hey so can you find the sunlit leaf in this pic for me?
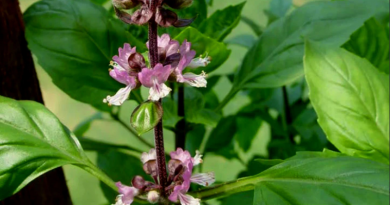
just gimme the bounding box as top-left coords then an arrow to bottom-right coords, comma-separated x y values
0,96 -> 113,200
304,41 -> 389,164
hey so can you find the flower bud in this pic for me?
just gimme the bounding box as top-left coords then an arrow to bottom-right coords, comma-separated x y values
147,190 -> 160,204
143,160 -> 158,177
128,52 -> 146,73
165,0 -> 193,9
132,175 -> 147,190
112,0 -> 139,9
168,159 -> 182,175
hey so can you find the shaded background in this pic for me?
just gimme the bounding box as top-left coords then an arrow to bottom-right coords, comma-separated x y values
18,0 -> 316,204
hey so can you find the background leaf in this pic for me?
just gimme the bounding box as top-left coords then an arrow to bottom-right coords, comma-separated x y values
24,0 -> 146,112
232,0 -> 389,92
198,2 -> 246,41
304,41 -> 389,164
73,112 -> 104,136
184,87 -> 221,127
174,27 -> 231,74
343,17 -> 390,74
225,34 -> 257,49
162,97 -> 182,129
264,0 -> 292,24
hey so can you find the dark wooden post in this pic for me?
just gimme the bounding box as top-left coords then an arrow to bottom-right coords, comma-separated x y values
0,0 -> 73,204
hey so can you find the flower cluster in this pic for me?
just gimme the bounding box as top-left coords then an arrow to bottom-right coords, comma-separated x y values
113,148 -> 215,205
103,34 -> 210,106
113,0 -> 194,27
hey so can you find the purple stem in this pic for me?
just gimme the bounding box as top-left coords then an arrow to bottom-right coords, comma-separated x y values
148,0 -> 168,197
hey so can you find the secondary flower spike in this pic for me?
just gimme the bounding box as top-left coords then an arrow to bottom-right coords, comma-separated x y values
112,148 -> 215,205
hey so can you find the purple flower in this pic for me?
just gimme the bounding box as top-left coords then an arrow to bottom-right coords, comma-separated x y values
103,43 -> 139,106
168,149 -> 214,205
147,34 -> 180,60
138,63 -> 172,101
173,40 -> 210,88
141,148 -> 157,164
190,172 -> 215,186
170,148 -> 192,165
112,43 -> 137,74
114,182 -> 139,205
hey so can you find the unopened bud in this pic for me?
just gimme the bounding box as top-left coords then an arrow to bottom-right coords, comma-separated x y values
168,159 -> 182,175
165,0 -> 193,9
112,0 -> 139,9
132,175 -> 146,190
147,190 -> 160,204
143,160 -> 158,177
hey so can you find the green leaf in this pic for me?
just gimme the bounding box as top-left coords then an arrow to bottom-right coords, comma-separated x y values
24,0 -> 146,112
73,112 -> 104,136
198,2 -> 246,41
343,17 -> 390,74
225,34 -> 257,49
292,108 -> 327,150
304,41 -> 389,164
265,0 -> 292,24
185,125 -> 206,155
205,116 -> 236,153
174,27 -> 231,74
232,0 -> 389,91
220,191 -> 254,205
185,87 -> 220,127
192,153 -> 389,204
78,137 -> 143,153
130,101 -> 163,135
0,96 -> 115,200
241,16 -> 263,36
234,115 -> 262,152
253,154 -> 389,205
90,0 -> 109,5
162,97 -> 182,129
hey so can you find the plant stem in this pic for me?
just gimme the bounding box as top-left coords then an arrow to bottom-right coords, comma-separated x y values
149,0 -> 168,196
215,88 -> 239,113
282,86 -> 295,144
175,85 -> 186,149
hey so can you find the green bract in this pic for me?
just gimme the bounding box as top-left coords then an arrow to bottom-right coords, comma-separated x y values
130,101 -> 163,135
